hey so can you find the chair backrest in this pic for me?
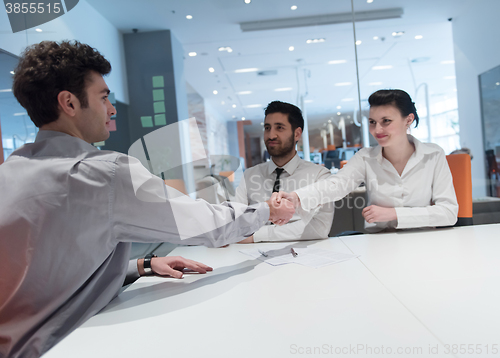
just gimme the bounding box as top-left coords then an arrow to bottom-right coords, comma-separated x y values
164,179 -> 188,195
340,160 -> 348,169
446,153 -> 473,226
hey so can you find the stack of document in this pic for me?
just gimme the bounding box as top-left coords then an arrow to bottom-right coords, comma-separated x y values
239,246 -> 359,269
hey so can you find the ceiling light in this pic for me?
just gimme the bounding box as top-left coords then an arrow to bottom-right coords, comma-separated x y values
304,99 -> 314,103
441,60 -> 455,65
289,46 -> 295,51
373,36 -> 379,40
242,117 -> 246,120
355,40 -> 362,45
291,5 -> 297,10
496,82 -> 500,86
336,106 -> 341,109
367,0 -> 374,3
232,115 -> 236,119
372,65 -> 393,70
186,15 -> 193,19
208,67 -> 215,73
10,71 -> 15,75
237,91 -> 252,95
328,60 -> 347,65
188,52 -> 197,57
328,120 -> 332,123
415,35 -> 423,40
234,68 -> 259,73
244,0 -> 251,3
444,76 -> 456,80
0,89 -> 12,92
213,90 -> 218,95
306,38 -> 326,44
245,104 -> 262,108
337,112 -> 341,115
392,31 -> 404,37
221,101 -> 225,105
218,46 -> 233,52
335,82 -> 351,86
260,122 -> 264,126
35,28 -> 42,32
232,104 -> 237,108
240,8 -> 403,32
13,112 -> 28,116
411,57 -> 430,63
368,82 -> 383,86
274,87 -> 293,92
341,98 -> 354,102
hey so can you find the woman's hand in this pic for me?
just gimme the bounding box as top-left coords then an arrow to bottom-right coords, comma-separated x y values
362,205 -> 397,224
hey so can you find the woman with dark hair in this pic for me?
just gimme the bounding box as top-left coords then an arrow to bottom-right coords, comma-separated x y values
278,89 -> 458,232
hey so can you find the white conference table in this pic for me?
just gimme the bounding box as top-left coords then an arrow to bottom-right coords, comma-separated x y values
46,224 -> 500,358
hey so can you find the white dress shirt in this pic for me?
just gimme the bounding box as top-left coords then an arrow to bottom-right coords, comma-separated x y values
295,136 -> 458,232
0,130 -> 269,357
234,153 -> 334,242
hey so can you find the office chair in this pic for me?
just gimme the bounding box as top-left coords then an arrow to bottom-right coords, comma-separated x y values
446,153 -> 473,226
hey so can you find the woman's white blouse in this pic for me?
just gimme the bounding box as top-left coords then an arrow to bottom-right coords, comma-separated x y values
295,135 -> 459,232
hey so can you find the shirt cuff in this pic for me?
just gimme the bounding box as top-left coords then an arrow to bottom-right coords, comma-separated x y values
126,259 -> 140,281
395,207 -> 430,229
252,225 -> 271,242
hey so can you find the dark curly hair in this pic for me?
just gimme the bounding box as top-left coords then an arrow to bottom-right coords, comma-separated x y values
12,40 -> 111,127
264,101 -> 304,132
368,89 -> 419,128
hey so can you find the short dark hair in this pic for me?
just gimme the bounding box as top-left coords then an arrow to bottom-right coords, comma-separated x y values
264,101 -> 304,132
368,89 -> 419,128
13,40 -> 111,127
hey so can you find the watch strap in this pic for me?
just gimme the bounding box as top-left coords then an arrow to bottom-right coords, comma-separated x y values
143,253 -> 157,275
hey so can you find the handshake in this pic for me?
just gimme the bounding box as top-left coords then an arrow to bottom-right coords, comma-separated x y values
265,191 -> 302,226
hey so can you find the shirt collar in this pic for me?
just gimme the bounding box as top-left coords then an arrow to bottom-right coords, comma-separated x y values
371,134 -> 438,164
267,153 -> 300,176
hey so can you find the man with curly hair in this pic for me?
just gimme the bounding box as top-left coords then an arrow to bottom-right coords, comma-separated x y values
0,41 -> 294,357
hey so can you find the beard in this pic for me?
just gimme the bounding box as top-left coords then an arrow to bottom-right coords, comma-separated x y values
266,132 -> 295,158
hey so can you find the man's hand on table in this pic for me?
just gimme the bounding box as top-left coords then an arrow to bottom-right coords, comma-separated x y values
138,256 -> 213,279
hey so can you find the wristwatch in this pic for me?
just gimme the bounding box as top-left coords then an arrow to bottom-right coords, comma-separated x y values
143,253 -> 157,275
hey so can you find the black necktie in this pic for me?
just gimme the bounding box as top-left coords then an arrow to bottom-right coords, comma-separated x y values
272,168 -> 284,193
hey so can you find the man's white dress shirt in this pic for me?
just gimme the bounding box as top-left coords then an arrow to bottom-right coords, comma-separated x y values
0,130 -> 269,357
295,136 -> 458,232
234,154 -> 334,242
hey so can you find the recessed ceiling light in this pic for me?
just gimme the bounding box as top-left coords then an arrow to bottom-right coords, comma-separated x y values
373,36 -> 379,40
188,52 -> 197,57
186,15 -> 193,19
221,101 -> 225,105
245,104 -> 262,108
10,71 -> 15,75
242,117 -> 246,120
337,112 -> 341,115
291,5 -> 297,10
367,0 -> 374,3
328,60 -> 347,65
0,89 -> 12,92
392,31 -> 405,37
13,112 -> 28,116
304,99 -> 314,103
368,82 -> 383,86
335,82 -> 351,86
441,60 -> 455,65
234,68 -> 259,73
244,0 -> 251,3
213,90 -> 218,95
237,91 -> 252,95
232,104 -> 237,108
355,40 -> 362,45
415,35 -> 423,40
341,98 -> 354,102
218,46 -> 233,53
372,65 -> 393,70
306,38 -> 326,44
208,67 -> 215,73
444,76 -> 456,80
336,106 -> 341,109
496,82 -> 500,86
274,87 -> 293,92
289,46 -> 295,51
35,28 -> 42,32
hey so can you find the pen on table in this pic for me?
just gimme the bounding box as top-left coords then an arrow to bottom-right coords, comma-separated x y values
291,248 -> 298,257
258,249 -> 268,257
